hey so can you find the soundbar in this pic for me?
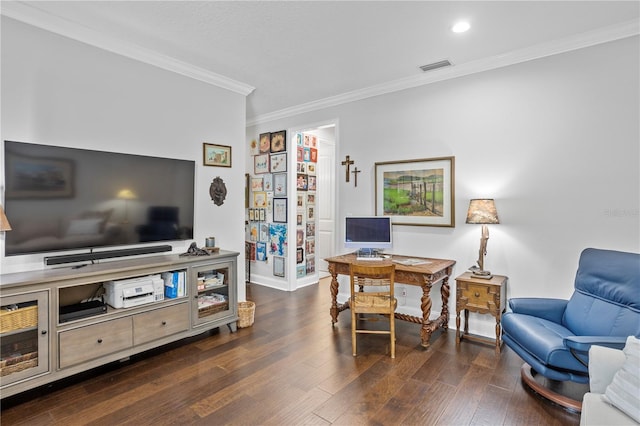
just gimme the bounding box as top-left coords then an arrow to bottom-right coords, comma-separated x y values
45,245 -> 173,266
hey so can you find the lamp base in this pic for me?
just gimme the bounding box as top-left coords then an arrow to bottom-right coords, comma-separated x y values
471,270 -> 493,280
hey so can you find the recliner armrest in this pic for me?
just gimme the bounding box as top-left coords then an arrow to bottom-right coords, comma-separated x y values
508,298 -> 568,323
565,335 -> 628,352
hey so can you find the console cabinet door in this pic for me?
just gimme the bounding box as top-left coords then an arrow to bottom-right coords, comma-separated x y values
0,291 -> 49,386
59,317 -> 132,368
191,260 -> 237,328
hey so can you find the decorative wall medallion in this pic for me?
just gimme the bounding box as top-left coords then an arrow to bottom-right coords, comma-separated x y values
210,176 -> 227,206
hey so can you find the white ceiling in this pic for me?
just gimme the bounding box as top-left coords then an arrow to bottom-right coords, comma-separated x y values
2,1 -> 639,124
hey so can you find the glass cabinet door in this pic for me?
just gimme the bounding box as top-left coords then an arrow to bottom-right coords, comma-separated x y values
192,262 -> 234,327
0,291 -> 49,386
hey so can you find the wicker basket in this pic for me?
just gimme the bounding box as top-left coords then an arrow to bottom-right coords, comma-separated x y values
0,352 -> 38,376
0,305 -> 38,333
237,301 -> 255,328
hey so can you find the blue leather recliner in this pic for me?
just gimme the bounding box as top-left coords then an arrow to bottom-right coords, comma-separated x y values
502,248 -> 640,385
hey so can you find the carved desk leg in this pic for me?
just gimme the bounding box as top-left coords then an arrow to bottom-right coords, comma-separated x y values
440,268 -> 452,329
329,263 -> 339,325
419,276 -> 434,347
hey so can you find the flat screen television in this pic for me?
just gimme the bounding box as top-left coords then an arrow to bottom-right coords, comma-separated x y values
3,140 -> 195,257
344,216 -> 392,251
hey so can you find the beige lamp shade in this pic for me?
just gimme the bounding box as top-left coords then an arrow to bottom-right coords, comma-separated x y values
117,189 -> 137,199
0,206 -> 12,231
466,199 -> 499,224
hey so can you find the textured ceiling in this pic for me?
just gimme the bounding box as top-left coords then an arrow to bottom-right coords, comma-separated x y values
4,1 -> 639,122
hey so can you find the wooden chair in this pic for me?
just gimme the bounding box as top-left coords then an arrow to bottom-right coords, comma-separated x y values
349,262 -> 397,358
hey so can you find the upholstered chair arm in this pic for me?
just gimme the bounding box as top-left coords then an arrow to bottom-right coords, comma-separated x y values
565,335 -> 628,352
564,335 -> 629,368
508,298 -> 568,323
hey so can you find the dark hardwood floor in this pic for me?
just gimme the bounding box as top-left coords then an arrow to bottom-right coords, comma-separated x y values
1,278 -> 581,425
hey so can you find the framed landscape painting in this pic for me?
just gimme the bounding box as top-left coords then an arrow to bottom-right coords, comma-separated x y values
375,156 -> 455,227
203,143 -> 231,167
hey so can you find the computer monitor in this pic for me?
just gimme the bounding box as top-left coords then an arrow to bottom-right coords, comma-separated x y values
344,216 -> 392,252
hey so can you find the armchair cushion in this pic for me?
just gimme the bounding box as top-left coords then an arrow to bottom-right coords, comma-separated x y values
588,345 -> 626,394
603,336 -> 640,423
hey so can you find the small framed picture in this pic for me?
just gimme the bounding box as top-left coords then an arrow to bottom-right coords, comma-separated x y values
203,143 -> 232,167
273,173 -> 287,197
296,247 -> 304,264
263,173 -> 273,191
273,198 -> 288,223
253,191 -> 267,208
270,130 -> 286,153
307,193 -> 315,205
249,139 -> 260,156
296,213 -> 303,225
307,163 -> 316,175
259,208 -> 266,221
270,153 -> 287,173
251,177 -> 263,192
296,174 -> 308,191
308,175 -> 317,191
296,228 -> 304,247
259,133 -> 271,154
249,208 -> 255,221
254,154 -> 270,174
273,256 -> 285,277
307,206 -> 314,220
259,222 -> 269,241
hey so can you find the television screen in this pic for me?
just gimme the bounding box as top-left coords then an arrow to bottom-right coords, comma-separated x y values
344,216 -> 392,250
3,141 -> 195,256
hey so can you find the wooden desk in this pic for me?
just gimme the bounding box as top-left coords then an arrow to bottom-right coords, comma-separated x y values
324,253 -> 456,348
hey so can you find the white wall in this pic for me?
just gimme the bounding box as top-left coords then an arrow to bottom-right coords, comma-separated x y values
247,36 -> 639,337
1,18 -> 248,302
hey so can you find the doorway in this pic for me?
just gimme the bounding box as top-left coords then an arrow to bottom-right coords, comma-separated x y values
291,122 -> 337,283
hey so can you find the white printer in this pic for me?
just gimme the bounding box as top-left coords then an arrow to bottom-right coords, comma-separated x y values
104,274 -> 164,309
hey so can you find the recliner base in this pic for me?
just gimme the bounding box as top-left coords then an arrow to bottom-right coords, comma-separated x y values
521,363 -> 586,413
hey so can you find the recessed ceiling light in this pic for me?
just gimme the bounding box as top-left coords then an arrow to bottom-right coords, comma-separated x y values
452,21 -> 470,33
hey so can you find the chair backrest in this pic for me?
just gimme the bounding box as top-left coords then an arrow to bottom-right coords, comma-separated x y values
350,263 -> 396,314
563,248 -> 640,337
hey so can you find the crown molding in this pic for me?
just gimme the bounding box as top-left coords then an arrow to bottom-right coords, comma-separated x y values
0,1 -> 255,96
247,18 -> 639,126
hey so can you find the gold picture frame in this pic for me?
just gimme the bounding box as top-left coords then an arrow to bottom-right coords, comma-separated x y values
203,143 -> 232,167
375,156 -> 455,227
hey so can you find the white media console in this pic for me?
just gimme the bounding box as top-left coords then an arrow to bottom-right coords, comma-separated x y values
0,250 -> 239,398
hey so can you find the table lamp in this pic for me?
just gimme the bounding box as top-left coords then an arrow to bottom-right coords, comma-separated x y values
0,206 -> 11,231
117,188 -> 137,224
466,199 -> 499,279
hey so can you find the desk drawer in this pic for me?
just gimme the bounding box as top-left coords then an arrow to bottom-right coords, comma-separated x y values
133,303 -> 189,345
59,317 -> 132,368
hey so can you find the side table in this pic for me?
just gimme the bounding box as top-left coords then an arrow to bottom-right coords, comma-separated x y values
455,272 -> 508,354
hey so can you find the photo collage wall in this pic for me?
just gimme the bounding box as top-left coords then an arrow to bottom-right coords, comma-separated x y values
246,130 -> 288,277
295,133 -> 318,278
245,130 -> 318,279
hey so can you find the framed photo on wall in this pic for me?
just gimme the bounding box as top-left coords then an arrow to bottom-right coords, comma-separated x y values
253,191 -> 267,208
254,154 -> 270,174
203,143 -> 232,167
273,173 -> 287,197
273,198 -> 287,223
375,156 -> 455,227
273,256 -> 285,277
270,153 -> 287,173
259,133 -> 271,154
270,130 -> 286,153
